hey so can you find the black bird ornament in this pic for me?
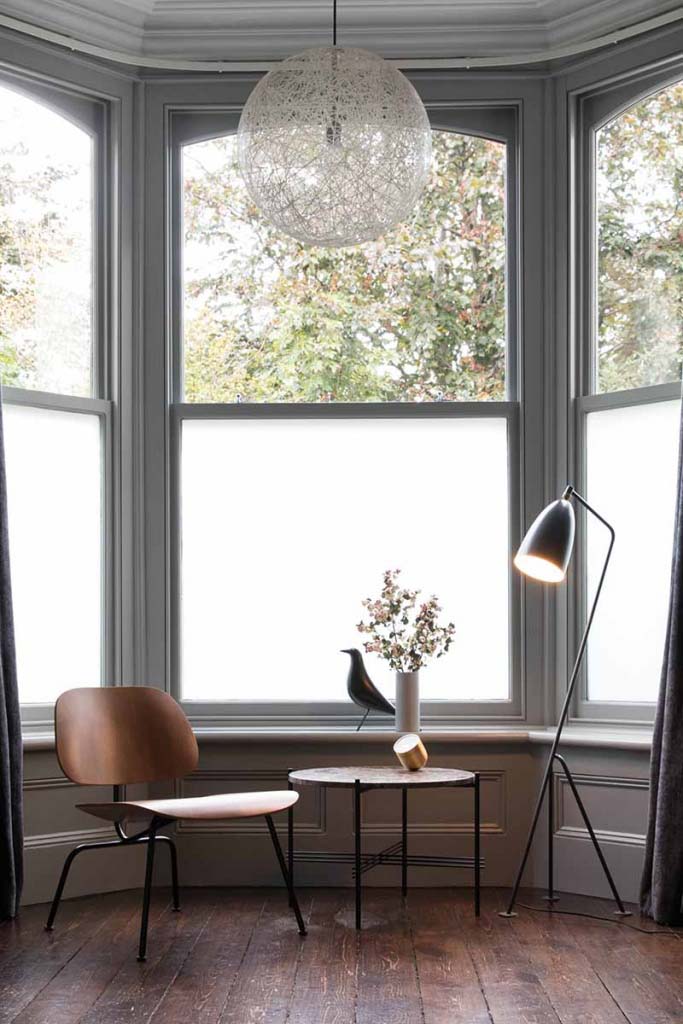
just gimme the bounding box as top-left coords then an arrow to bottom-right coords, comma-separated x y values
341,648 -> 395,731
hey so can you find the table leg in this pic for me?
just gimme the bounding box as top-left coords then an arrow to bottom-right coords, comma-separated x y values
354,779 -> 362,930
474,773 -> 481,917
288,779 -> 294,907
401,787 -> 408,899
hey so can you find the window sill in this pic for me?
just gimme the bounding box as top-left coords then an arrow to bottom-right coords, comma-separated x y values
22,724 -> 653,752
527,727 -> 653,751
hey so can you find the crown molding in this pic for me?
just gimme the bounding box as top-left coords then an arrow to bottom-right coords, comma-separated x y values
0,0 -> 146,52
544,0 -> 681,46
0,0 -> 681,67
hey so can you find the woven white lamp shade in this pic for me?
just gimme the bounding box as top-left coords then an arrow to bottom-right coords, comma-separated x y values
237,46 -> 432,247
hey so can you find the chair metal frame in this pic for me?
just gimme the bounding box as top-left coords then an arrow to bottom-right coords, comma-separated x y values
46,780 -> 306,960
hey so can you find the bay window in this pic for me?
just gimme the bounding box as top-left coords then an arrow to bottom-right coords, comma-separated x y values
0,77 -> 111,715
576,77 -> 683,719
171,105 -> 519,718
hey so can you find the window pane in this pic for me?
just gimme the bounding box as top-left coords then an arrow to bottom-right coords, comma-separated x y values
182,130 -> 506,402
0,84 -> 94,396
586,400 -> 679,702
596,84 -> 683,392
181,417 -> 510,701
4,404 -> 102,704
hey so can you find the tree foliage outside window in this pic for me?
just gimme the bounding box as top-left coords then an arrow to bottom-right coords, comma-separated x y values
0,84 -> 93,397
597,83 -> 683,393
182,130 -> 507,403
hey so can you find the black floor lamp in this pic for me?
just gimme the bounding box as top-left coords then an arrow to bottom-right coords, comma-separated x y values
500,485 -> 631,918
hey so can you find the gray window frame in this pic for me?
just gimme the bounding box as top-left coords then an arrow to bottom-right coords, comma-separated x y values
0,68 -> 116,728
570,63 -> 683,725
167,99 -> 525,727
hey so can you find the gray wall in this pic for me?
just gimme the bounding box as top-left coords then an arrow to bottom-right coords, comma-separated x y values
11,20 -> 681,908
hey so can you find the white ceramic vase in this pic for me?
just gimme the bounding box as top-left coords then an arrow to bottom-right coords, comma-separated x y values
395,670 -> 420,733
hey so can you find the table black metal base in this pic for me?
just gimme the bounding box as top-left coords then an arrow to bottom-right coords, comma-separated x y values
287,774 -> 482,930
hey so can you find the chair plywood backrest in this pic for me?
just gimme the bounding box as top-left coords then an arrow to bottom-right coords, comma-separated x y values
55,686 -> 199,786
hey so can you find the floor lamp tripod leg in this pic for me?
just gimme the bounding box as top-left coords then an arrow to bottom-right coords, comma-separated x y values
543,767 -> 559,903
554,754 -> 631,916
499,762 -> 553,918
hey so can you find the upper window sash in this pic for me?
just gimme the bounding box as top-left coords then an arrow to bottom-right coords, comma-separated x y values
168,103 -> 519,407
0,70 -> 108,402
579,67 -> 683,399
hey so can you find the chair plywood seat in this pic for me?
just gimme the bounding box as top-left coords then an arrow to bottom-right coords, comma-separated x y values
78,790 -> 299,823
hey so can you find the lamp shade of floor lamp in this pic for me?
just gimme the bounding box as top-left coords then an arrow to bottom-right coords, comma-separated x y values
499,485 -> 632,918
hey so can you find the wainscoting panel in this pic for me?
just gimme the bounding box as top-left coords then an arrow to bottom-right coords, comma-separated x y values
20,736 -> 651,905
554,772 -> 648,849
22,753 -> 164,906
533,747 -> 652,903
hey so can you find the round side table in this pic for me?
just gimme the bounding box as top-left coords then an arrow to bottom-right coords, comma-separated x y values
287,766 -> 481,930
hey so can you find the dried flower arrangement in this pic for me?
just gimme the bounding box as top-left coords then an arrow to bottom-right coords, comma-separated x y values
357,569 -> 455,673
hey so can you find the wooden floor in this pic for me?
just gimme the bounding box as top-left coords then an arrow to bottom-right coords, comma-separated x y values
1,887 -> 681,1024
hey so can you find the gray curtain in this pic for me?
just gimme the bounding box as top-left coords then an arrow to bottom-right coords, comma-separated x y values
0,398 -> 22,919
640,402 -> 683,926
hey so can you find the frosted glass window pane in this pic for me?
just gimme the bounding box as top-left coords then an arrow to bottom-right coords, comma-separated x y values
181,417 -> 510,702
4,405 -> 102,704
586,400 -> 680,702
0,84 -> 94,397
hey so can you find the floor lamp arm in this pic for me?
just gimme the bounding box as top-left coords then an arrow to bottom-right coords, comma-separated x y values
500,488 -> 616,917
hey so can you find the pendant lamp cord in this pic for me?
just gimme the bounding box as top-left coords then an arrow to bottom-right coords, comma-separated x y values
333,0 -> 337,45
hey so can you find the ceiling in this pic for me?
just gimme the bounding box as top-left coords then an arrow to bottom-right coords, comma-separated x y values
0,0 -> 681,62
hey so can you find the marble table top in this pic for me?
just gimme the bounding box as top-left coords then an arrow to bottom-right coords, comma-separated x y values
288,766 -> 475,788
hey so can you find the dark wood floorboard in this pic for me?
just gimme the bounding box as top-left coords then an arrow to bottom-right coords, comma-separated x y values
408,889 -> 492,1024
508,901 -> 629,1024
454,892 -> 563,1024
286,890 -> 357,1024
355,891 -> 423,1024
150,890 -> 266,1024
217,891 -> 313,1024
1,888 -> 680,1024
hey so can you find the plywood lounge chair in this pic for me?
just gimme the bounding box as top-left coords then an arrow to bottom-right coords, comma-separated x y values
46,686 -> 306,960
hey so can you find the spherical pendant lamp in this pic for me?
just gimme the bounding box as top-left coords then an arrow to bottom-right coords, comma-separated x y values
237,44 -> 432,247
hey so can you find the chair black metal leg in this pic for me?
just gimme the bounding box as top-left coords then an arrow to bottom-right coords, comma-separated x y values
354,780 -> 362,930
265,815 -> 307,936
401,787 -> 408,899
474,774 -> 481,918
138,827 -> 158,962
554,754 -> 631,916
157,835 -> 180,911
45,845 -> 84,930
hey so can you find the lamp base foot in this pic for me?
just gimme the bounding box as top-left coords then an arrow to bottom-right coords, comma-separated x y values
614,910 -> 633,917
542,896 -> 560,903
498,911 -> 518,918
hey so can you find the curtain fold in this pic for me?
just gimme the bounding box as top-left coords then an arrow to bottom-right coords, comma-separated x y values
0,397 -> 22,919
640,399 -> 683,926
